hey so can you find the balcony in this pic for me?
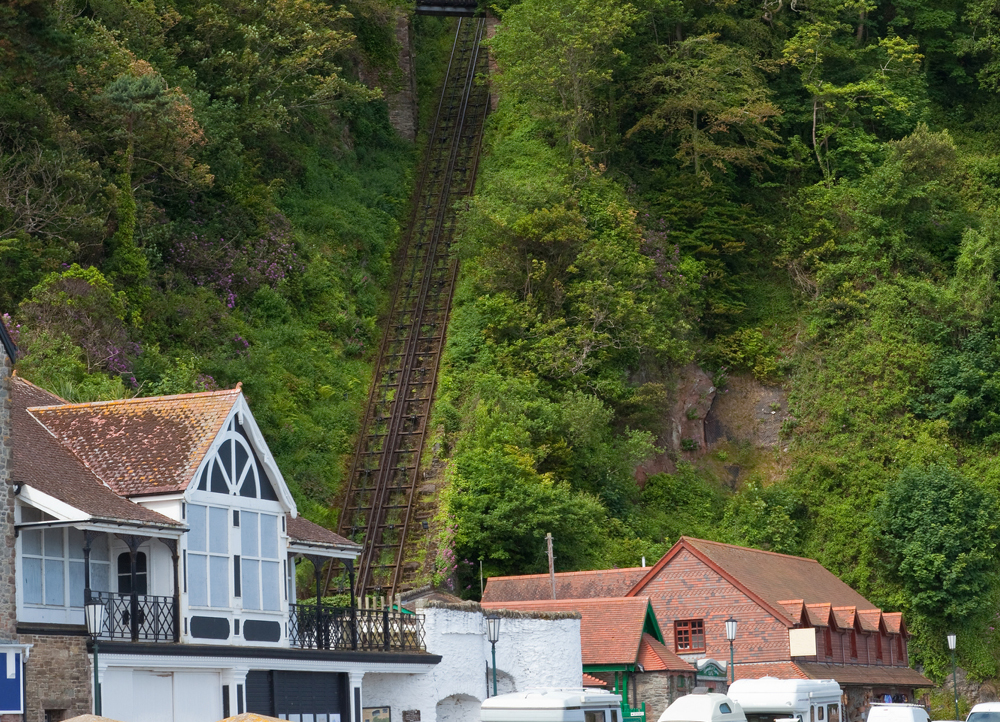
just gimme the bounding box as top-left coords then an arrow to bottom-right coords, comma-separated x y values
289,603 -> 425,652
89,590 -> 179,643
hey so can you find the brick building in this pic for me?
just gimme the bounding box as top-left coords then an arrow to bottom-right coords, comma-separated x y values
484,537 -> 931,722
481,597 -> 695,722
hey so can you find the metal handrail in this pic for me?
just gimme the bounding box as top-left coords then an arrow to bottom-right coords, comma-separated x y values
289,604 -> 425,652
88,590 -> 178,643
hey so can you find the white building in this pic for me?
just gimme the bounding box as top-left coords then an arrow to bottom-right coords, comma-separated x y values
10,377 -> 439,722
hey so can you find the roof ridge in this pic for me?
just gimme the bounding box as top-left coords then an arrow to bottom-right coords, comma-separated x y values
487,567 -> 645,582
28,384 -> 242,412
12,375 -> 69,405
683,536 -> 823,564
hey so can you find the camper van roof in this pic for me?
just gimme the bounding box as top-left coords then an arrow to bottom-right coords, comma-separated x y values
482,688 -> 622,711
658,692 -> 747,722
729,678 -> 842,697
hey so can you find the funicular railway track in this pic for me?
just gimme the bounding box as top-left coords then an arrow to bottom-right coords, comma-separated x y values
337,17 -> 489,601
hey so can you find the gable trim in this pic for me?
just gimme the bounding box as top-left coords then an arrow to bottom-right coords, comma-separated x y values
185,395 -> 297,513
627,538 -> 795,629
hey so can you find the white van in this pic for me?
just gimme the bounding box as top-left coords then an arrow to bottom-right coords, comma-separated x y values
866,704 -> 930,722
728,677 -> 843,722
657,689 -> 747,722
967,703 -> 1000,722
481,688 -> 624,722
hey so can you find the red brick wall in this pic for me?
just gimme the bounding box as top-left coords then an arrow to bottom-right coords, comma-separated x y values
637,549 -> 791,664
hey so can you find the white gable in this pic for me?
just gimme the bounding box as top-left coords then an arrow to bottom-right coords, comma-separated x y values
185,394 -> 297,514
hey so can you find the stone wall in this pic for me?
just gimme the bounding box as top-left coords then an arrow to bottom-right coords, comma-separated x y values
17,634 -> 92,722
0,337 -> 15,642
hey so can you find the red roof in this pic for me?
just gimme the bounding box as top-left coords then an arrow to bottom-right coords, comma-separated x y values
29,387 -> 241,496
482,597 -> 655,666
630,538 -> 876,625
483,568 -> 649,603
857,609 -> 883,633
883,612 -> 905,635
805,603 -> 833,627
286,514 -> 359,550
11,378 -> 182,527
583,673 -> 606,687
638,633 -> 692,672
732,661 -> 931,687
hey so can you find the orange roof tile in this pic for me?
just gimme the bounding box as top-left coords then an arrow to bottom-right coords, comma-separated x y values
30,387 -> 241,496
483,568 -> 649,603
832,606 -> 857,629
734,661 -> 810,680
638,633 -> 692,672
583,673 -> 607,687
11,378 -> 182,527
857,609 -> 883,633
482,597 -> 653,666
778,600 -> 805,623
883,612 -> 905,635
805,603 -> 833,627
796,662 -> 931,687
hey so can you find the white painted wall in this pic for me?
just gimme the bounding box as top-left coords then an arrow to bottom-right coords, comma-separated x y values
363,602 -> 582,722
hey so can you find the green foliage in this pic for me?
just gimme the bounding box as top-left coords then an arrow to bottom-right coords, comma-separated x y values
873,465 -> 1000,629
722,480 -> 807,555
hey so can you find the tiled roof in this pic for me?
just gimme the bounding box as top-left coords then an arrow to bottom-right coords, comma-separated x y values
733,661 -> 810,680
30,387 -> 241,496
583,673 -> 607,687
857,609 -> 883,633
286,514 -> 360,550
796,661 -> 931,687
638,633 -> 693,672
11,377 -> 182,527
778,599 -> 805,623
883,612 -> 905,635
833,606 -> 857,629
482,597 -> 653,666
805,603 -> 833,627
482,567 -> 648,603
632,538 -> 876,624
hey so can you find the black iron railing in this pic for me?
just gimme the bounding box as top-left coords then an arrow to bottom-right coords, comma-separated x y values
89,590 -> 179,643
289,604 -> 425,652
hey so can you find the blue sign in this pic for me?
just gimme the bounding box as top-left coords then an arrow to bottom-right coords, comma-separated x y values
0,652 -> 23,714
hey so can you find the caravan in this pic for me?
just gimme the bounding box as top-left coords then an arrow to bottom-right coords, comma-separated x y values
727,678 -> 843,722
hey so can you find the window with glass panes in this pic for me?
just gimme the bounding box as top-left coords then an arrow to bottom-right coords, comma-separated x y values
187,504 -> 230,608
240,512 -> 280,611
21,508 -> 110,608
674,619 -> 705,651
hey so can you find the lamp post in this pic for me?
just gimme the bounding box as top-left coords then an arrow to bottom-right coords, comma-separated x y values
485,612 -> 501,697
947,633 -> 959,720
725,617 -> 738,685
84,600 -> 106,716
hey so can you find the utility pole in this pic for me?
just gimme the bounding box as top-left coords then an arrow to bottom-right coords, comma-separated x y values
546,533 -> 556,599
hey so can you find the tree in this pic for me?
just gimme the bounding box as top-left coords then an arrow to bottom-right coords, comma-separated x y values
489,0 -> 637,155
628,34 -> 781,182
873,465 -> 1000,629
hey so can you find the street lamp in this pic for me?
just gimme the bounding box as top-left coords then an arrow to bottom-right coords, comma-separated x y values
485,612 -> 501,697
725,617 -> 738,685
84,601 -> 106,716
947,633 -> 958,720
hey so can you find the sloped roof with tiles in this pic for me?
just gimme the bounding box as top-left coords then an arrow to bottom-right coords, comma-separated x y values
630,538 -> 875,623
482,567 -> 649,603
582,673 -> 607,687
832,606 -> 858,629
286,514 -> 359,551
796,661 -> 930,686
638,633 -> 693,672
805,603 -> 833,627
857,609 -> 884,633
11,377 -> 182,527
883,612 -> 905,635
482,597 -> 660,667
29,386 -> 241,496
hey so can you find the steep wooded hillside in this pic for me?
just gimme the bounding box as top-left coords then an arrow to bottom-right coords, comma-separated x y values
6,0 -> 1000,704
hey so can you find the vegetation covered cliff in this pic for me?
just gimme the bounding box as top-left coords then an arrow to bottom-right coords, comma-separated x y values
6,0 -> 1000,694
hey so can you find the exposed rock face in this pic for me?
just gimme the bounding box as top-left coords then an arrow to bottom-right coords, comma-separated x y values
634,364 -> 716,483
387,10 -> 418,141
704,374 -> 789,450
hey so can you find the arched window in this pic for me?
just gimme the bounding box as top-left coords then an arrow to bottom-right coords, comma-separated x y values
196,419 -> 279,500
118,552 -> 147,595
